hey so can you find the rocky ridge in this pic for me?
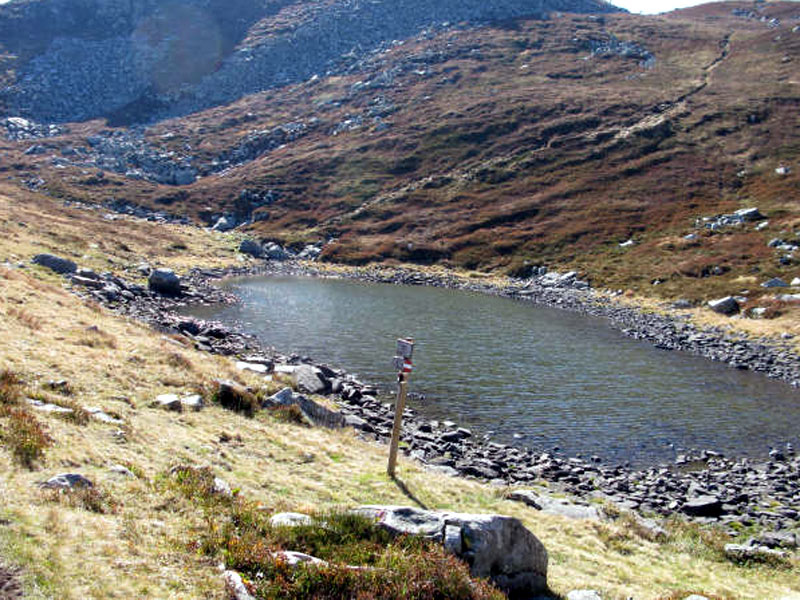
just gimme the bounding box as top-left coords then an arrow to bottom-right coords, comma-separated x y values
0,0 -> 621,123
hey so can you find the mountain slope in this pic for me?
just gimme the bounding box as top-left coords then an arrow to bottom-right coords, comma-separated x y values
1,1 -> 799,304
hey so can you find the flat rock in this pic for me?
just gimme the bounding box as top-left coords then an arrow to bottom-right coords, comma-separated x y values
681,495 -> 723,518
507,490 -> 600,520
236,361 -> 269,374
39,473 -> 93,489
762,277 -> 789,288
153,394 -> 182,411
27,399 -> 73,414
85,406 -> 124,424
270,512 -> 314,527
32,253 -> 77,275
180,394 -> 204,411
355,505 -> 548,596
567,591 -> 603,600
724,543 -> 786,561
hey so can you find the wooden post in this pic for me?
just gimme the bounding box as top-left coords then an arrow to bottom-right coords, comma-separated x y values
387,372 -> 409,477
388,338 -> 414,477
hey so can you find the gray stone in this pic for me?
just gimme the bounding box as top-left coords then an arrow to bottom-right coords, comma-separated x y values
734,207 -> 765,221
294,365 -> 328,395
239,239 -> 263,258
154,394 -> 182,412
355,505 -> 548,596
223,570 -> 257,600
707,296 -> 739,316
263,387 -> 344,428
27,399 -> 73,415
39,473 -> 93,489
507,490 -> 604,520
180,394 -> 204,412
724,543 -> 786,561
85,406 -> 124,424
109,465 -> 135,478
148,268 -> 182,296
270,512 -> 314,527
236,361 -> 270,375
263,242 -> 290,261
213,477 -> 232,497
762,277 -> 789,288
212,216 -> 236,232
682,596 -> 710,600
32,253 -> 77,275
567,591 -> 603,600
681,495 -> 723,518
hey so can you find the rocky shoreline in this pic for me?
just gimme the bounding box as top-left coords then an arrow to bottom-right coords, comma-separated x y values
32,253 -> 799,544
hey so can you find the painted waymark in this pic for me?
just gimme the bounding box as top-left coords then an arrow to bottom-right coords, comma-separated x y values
387,338 -> 414,477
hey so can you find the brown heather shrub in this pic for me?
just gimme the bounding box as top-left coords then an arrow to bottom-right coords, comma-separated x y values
268,404 -> 307,426
1,408 -> 53,468
0,369 -> 22,415
42,486 -> 120,514
166,352 -> 194,371
75,326 -> 117,349
196,504 -> 504,600
7,306 -> 43,330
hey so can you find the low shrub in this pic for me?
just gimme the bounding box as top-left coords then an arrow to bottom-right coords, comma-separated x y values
1,408 -> 53,468
199,505 -> 504,600
42,486 -> 120,514
268,404 -> 307,426
209,380 -> 259,417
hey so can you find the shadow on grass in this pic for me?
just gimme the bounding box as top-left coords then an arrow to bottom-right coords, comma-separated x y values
390,475 -> 429,510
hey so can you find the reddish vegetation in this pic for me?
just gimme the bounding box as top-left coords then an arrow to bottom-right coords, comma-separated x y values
2,2 -> 799,301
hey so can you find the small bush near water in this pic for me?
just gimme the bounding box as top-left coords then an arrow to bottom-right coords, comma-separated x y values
167,468 -> 503,600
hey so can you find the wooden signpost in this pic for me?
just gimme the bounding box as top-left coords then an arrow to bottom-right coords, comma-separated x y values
387,337 -> 414,477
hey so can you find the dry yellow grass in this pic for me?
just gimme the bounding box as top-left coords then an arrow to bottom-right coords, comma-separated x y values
0,187 -> 798,599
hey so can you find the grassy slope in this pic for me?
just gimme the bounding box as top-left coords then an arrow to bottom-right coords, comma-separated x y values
0,187 -> 798,599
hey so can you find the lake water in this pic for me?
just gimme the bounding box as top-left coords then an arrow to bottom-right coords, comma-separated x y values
187,275 -> 800,466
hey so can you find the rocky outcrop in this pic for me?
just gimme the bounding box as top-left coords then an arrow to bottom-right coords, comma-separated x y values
355,505 -> 548,596
32,253 -> 77,274
0,0 -> 622,123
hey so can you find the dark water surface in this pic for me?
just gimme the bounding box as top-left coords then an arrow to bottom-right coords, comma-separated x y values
187,275 -> 800,466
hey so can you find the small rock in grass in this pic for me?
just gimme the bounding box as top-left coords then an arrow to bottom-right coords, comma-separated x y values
180,394 -> 204,411
154,394 -> 182,411
39,473 -> 93,489
270,512 -> 314,528
567,591 -> 603,600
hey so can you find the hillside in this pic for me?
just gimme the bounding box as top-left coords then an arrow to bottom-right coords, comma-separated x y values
0,1 -> 799,310
0,186 -> 798,599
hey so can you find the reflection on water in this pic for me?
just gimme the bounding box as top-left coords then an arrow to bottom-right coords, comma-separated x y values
186,276 -> 800,466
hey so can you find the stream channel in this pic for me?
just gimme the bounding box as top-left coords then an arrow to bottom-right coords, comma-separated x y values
186,275 -> 800,467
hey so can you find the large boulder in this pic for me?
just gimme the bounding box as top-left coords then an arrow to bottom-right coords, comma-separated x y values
239,239 -> 263,258
294,364 -> 329,394
707,296 -> 739,316
32,253 -> 77,274
354,506 -> 548,596
263,387 -> 344,428
148,268 -> 182,296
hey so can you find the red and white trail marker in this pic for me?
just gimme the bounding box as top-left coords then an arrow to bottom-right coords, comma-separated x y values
388,337 -> 415,477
